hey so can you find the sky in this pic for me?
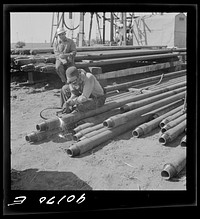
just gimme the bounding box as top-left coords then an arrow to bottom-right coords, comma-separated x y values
10,12 -> 158,44
10,12 -> 115,43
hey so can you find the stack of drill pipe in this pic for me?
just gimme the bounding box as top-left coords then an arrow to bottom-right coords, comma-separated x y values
160,109 -> 186,128
103,91 -> 186,128
148,76 -> 186,91
120,86 -> 186,113
180,135 -> 186,147
14,57 -> 46,66
132,103 -> 184,138
105,70 -> 186,93
20,63 -> 35,72
161,146 -> 186,180
72,108 -> 121,134
73,123 -> 105,141
66,113 -> 154,157
36,82 -> 186,132
34,63 -> 47,71
158,119 -> 186,145
40,64 -> 56,73
161,113 -> 186,133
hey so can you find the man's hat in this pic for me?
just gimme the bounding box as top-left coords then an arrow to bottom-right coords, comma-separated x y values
66,66 -> 79,83
57,27 -> 66,35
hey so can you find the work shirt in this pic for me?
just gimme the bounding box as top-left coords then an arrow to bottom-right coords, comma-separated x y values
53,38 -> 77,63
69,70 -> 105,105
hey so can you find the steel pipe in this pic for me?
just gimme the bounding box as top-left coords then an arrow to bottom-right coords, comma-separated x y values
160,109 -> 186,128
159,119 -> 186,145
72,108 -> 121,134
151,99 -> 184,119
120,86 -> 186,113
66,113 -> 153,157
161,113 -> 186,133
36,83 -> 186,131
180,135 -> 186,147
103,91 -> 185,128
20,63 -> 35,71
25,128 -> 61,143
73,123 -> 104,141
79,127 -> 108,141
132,105 -> 183,138
161,147 -> 186,180
105,70 -> 186,92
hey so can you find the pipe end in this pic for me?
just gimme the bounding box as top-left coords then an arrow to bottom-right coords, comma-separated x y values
25,135 -> 30,142
120,105 -> 130,113
161,164 -> 177,180
66,146 -> 80,157
160,119 -> 168,128
36,122 -> 47,131
159,133 -> 170,145
103,119 -> 114,128
132,127 -> 144,138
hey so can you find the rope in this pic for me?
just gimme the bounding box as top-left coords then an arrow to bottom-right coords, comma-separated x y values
139,73 -> 165,93
39,107 -> 62,120
63,15 -> 79,31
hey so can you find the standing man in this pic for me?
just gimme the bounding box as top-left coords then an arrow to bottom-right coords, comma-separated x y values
60,66 -> 106,114
53,27 -> 77,83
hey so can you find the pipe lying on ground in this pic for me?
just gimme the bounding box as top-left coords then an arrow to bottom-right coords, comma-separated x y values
103,91 -> 185,128
73,123 -> 104,141
161,147 -> 186,180
105,70 -> 186,92
40,65 -> 56,73
160,109 -> 186,128
25,128 -> 62,143
161,113 -> 186,133
159,119 -> 186,145
120,86 -> 186,113
72,108 -> 121,134
14,58 -> 46,66
180,135 -> 186,147
132,105 -> 184,138
79,127 -> 108,141
151,99 -> 184,119
66,113 -> 153,157
36,82 -> 186,131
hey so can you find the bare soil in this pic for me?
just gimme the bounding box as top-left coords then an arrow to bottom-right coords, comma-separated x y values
10,78 -> 186,191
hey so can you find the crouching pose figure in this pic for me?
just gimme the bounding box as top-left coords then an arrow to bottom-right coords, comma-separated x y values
60,66 -> 106,113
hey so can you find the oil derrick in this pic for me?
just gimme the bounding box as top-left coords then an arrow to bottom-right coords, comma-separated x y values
50,12 -> 82,47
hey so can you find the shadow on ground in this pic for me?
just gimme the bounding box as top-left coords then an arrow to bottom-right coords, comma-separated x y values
11,168 -> 92,190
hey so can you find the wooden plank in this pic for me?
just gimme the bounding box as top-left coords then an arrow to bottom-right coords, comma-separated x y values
96,61 -> 182,80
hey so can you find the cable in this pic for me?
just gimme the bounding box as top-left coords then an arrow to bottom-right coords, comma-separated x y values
63,14 -> 80,31
39,107 -> 62,120
139,73 -> 165,93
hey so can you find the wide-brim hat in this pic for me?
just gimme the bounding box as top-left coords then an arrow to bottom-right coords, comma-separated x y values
57,27 -> 66,35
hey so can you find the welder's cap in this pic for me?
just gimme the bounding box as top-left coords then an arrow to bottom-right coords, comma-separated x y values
57,27 -> 66,35
66,66 -> 79,83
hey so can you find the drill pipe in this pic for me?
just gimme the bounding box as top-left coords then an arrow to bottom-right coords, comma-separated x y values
14,58 -> 46,66
161,113 -> 186,133
20,63 -> 35,71
120,86 -> 186,113
180,135 -> 186,147
25,128 -> 62,143
104,91 -> 186,128
73,123 -> 104,141
72,108 -> 121,134
160,109 -> 186,128
79,127 -> 109,141
40,65 -> 56,73
66,113 -> 153,157
161,147 -> 186,180
105,70 -> 186,92
159,119 -> 186,145
36,82 -> 186,131
151,99 -> 184,119
132,105 -> 184,138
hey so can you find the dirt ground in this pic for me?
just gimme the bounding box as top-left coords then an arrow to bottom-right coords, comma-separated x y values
10,77 -> 186,191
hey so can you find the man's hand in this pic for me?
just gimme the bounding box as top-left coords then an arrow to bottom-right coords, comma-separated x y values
62,101 -> 71,114
59,54 -> 67,59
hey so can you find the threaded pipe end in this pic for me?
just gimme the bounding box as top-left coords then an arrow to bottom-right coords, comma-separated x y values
132,127 -> 144,138
161,164 -> 176,180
